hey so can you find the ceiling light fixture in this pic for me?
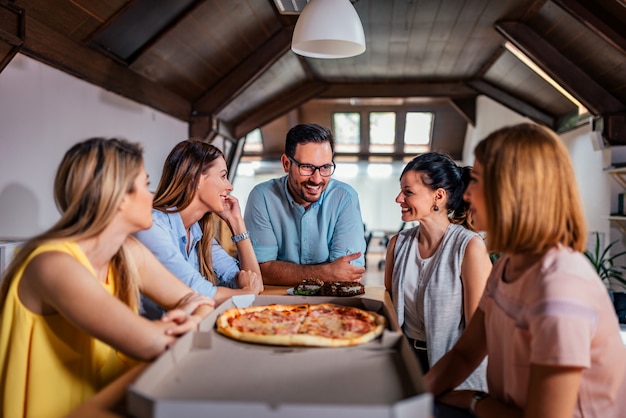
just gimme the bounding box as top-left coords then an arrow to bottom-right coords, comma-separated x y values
504,41 -> 587,115
291,0 -> 366,59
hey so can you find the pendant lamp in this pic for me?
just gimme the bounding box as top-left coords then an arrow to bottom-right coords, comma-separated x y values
291,0 -> 366,59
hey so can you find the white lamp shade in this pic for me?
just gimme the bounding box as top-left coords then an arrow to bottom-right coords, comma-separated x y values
291,0 -> 366,59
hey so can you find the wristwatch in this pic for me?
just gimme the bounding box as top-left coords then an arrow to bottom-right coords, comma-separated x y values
469,391 -> 488,417
231,231 -> 250,243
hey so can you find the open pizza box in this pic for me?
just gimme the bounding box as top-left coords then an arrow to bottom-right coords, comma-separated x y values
127,293 -> 433,418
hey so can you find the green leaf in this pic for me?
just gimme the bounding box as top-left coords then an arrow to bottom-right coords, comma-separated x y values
584,232 -> 626,285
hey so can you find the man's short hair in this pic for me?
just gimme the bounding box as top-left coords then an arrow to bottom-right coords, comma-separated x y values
285,123 -> 335,157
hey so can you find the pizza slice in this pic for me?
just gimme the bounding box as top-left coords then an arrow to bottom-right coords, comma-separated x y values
297,303 -> 385,346
216,304 -> 309,345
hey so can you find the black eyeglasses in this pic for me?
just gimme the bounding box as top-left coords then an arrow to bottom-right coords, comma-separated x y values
288,156 -> 336,177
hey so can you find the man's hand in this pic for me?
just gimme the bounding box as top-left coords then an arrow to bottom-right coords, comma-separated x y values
236,269 -> 264,294
327,252 -> 365,282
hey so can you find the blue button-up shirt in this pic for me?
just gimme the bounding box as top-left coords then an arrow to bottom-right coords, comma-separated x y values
243,176 -> 366,266
135,209 -> 239,298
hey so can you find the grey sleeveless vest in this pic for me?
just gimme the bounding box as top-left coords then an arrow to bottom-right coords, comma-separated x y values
391,223 -> 487,391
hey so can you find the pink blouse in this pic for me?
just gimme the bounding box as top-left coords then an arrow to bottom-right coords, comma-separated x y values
479,246 -> 626,417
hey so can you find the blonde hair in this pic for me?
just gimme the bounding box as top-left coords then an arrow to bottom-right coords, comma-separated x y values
0,138 -> 144,311
474,123 -> 586,255
152,140 -> 225,284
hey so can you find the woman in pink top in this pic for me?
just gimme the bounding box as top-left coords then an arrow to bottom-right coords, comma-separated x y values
425,123 -> 626,418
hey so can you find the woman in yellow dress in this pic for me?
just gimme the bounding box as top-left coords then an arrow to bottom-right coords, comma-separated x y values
0,137 -> 215,417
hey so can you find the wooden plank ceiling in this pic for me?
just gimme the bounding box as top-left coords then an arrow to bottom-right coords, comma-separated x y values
1,0 -> 625,161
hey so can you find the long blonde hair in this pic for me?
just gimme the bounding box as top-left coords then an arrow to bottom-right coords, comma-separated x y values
0,138 -> 144,311
152,140 -> 225,284
474,123 -> 587,255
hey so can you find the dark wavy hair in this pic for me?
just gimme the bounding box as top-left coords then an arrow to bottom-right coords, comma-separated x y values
401,152 -> 473,229
285,123 -> 335,158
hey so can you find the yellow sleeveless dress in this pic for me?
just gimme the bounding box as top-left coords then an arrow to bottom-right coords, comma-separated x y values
0,241 -> 137,418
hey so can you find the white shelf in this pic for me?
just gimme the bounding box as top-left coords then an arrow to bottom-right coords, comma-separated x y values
610,216 -> 626,234
608,169 -> 626,189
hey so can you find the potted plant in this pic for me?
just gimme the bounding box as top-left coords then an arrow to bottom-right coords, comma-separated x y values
584,232 -> 626,324
584,232 -> 626,289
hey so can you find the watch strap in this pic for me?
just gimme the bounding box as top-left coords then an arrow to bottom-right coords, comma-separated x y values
231,231 -> 250,243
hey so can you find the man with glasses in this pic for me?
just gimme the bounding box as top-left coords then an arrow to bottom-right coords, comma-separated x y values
244,123 -> 366,286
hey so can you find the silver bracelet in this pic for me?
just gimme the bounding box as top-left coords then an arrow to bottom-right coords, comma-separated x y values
231,231 -> 250,243
469,391 -> 488,417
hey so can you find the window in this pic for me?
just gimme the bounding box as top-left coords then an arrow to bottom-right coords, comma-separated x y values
333,113 -> 360,153
369,112 -> 396,153
404,112 -> 433,154
243,128 -> 263,153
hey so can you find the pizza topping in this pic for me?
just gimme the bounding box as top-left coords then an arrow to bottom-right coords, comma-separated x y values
227,305 -> 307,335
216,303 -> 386,347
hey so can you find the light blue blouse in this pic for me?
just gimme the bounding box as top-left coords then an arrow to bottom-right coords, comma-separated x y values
243,175 -> 366,266
135,209 -> 239,298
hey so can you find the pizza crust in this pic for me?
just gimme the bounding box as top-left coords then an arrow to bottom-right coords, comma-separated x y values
216,303 -> 386,347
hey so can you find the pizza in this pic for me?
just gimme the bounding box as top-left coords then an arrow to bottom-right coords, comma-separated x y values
215,303 -> 386,347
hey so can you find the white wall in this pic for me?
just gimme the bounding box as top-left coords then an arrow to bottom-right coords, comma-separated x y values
0,54 -> 187,239
561,124 -> 611,241
461,96 -> 532,166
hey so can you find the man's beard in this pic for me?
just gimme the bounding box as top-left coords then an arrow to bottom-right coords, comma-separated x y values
289,178 -> 326,204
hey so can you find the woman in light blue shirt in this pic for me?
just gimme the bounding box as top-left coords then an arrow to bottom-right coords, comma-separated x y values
136,140 -> 263,312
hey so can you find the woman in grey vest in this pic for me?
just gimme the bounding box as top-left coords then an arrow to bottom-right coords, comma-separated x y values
384,152 -> 491,391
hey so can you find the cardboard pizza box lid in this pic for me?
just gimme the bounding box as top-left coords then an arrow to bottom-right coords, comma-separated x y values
127,294 -> 432,418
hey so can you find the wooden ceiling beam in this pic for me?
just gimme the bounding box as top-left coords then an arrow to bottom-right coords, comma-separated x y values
319,82 -> 476,99
193,26 -> 293,116
552,0 -> 626,57
449,98 -> 476,126
189,115 -> 236,142
18,14 -> 191,121
0,1 -> 24,73
233,81 -> 328,138
495,21 -> 625,115
320,83 -> 476,99
468,80 -> 556,128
